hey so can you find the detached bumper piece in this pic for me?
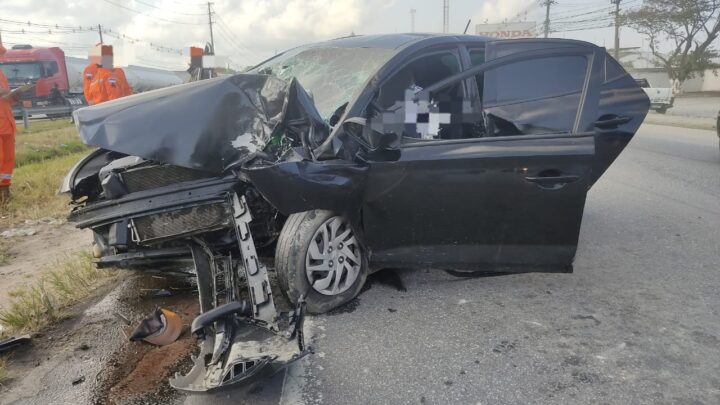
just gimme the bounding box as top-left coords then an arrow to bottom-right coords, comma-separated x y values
170,300 -> 307,391
170,194 -> 310,392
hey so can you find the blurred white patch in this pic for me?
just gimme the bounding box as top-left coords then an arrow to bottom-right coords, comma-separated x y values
458,299 -> 469,305
231,134 -> 260,152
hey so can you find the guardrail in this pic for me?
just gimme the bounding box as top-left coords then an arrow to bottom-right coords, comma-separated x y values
14,105 -> 83,129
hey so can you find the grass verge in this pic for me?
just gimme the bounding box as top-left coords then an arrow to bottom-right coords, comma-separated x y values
1,152 -> 88,225
0,252 -> 113,335
15,121 -> 88,168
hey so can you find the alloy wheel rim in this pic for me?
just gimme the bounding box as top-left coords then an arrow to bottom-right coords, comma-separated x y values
305,216 -> 361,296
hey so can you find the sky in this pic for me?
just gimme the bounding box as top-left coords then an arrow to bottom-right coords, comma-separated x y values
0,0 -> 657,71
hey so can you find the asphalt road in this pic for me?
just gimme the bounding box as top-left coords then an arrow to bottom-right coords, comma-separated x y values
185,123 -> 720,405
666,96 -> 720,119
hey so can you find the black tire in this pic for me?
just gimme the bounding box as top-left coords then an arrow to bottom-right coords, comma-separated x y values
656,107 -> 667,114
275,210 -> 368,314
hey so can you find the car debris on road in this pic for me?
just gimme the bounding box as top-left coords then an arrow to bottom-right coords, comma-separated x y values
0,334 -> 31,353
60,34 -> 649,392
129,307 -> 183,346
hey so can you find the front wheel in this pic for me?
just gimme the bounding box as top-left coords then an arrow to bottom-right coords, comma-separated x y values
275,210 -> 367,314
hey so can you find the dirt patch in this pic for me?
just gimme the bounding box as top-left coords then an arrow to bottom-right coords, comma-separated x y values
94,279 -> 200,405
0,222 -> 92,307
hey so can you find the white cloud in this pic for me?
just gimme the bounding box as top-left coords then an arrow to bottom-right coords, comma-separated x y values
0,0 -> 387,69
473,0 -> 538,25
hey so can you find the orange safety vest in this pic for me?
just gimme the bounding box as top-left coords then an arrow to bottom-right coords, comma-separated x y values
83,64 -> 100,104
0,70 -> 16,135
113,68 -> 133,97
87,67 -> 109,105
102,69 -> 124,101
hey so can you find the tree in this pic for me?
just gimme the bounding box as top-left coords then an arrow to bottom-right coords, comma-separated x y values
622,0 -> 720,91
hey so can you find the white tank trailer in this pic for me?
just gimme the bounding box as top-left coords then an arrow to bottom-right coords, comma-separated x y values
65,56 -> 190,94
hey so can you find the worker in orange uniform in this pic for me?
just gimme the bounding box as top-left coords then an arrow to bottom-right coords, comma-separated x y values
83,44 -> 107,104
83,63 -> 99,103
0,41 -> 18,204
84,44 -> 132,105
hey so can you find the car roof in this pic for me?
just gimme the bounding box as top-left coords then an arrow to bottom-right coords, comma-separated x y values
312,33 -> 491,50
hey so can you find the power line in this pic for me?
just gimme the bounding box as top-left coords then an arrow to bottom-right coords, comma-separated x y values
132,0 -> 207,16
101,0 -> 205,25
0,17 -> 184,55
213,11 -> 262,60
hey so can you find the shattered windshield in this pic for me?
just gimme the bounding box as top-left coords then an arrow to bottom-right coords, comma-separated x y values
0,62 -> 43,82
250,46 -> 395,119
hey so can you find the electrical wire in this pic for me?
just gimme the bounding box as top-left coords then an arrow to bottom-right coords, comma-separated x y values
101,0 -> 206,25
0,17 -> 185,55
132,0 -> 208,16
212,10 -> 263,61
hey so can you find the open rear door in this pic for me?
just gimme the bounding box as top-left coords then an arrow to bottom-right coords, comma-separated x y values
485,39 -> 649,186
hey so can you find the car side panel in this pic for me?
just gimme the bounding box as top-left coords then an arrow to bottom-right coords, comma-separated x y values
362,134 -> 594,270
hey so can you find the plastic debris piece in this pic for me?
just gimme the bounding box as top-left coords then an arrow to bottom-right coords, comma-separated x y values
129,307 -> 182,346
0,334 -> 31,353
153,289 -> 173,297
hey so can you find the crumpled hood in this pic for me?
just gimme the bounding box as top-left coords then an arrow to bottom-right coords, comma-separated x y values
74,74 -> 326,174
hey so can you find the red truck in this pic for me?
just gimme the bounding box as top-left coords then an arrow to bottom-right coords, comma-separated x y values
0,44 -> 188,117
0,45 -> 86,111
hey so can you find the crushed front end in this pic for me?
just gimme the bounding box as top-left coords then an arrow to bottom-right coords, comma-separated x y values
62,74 -> 326,391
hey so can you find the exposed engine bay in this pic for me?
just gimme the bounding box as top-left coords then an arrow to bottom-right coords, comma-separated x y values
61,74 -> 333,391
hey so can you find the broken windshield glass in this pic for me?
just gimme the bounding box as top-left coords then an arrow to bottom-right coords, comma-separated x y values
250,46 -> 394,120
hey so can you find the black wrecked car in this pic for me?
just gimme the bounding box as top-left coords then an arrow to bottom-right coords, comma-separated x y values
61,34 -> 649,390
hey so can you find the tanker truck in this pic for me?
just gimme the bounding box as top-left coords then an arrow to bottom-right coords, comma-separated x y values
0,44 -> 189,114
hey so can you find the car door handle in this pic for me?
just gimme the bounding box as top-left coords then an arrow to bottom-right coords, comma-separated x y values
594,115 -> 632,129
525,175 -> 580,187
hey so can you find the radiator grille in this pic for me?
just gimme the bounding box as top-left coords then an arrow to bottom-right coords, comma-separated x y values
121,165 -> 211,193
132,203 -> 232,243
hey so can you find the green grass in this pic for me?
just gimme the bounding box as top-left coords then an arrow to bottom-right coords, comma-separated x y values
16,119 -> 75,135
0,152 -> 88,225
0,282 -> 56,332
0,253 -> 113,334
14,121 -> 89,168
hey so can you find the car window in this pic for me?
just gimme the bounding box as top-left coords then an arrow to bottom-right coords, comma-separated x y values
249,46 -> 395,120
478,55 -> 588,137
373,51 -> 468,141
469,49 -> 485,66
605,55 -> 626,82
378,51 -> 461,109
469,49 -> 486,98
484,56 -> 587,104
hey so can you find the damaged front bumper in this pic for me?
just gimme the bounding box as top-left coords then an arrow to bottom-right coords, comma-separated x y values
171,194 -> 310,391
63,73 -> 332,391
69,178 -> 309,391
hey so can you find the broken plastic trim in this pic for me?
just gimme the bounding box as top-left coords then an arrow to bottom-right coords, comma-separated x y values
170,194 -> 310,392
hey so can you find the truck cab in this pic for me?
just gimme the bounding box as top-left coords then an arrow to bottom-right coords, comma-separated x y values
0,45 -> 74,110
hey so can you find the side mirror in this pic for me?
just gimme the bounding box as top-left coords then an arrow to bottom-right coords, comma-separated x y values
343,117 -> 399,151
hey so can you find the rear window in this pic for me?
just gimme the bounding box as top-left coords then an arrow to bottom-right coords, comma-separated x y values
484,56 -> 588,105
605,56 -> 627,82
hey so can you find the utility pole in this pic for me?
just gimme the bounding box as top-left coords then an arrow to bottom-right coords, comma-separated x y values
612,0 -> 621,60
410,8 -> 416,33
207,2 -> 215,55
542,0 -> 555,38
442,0 -> 449,33
98,24 -> 103,43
